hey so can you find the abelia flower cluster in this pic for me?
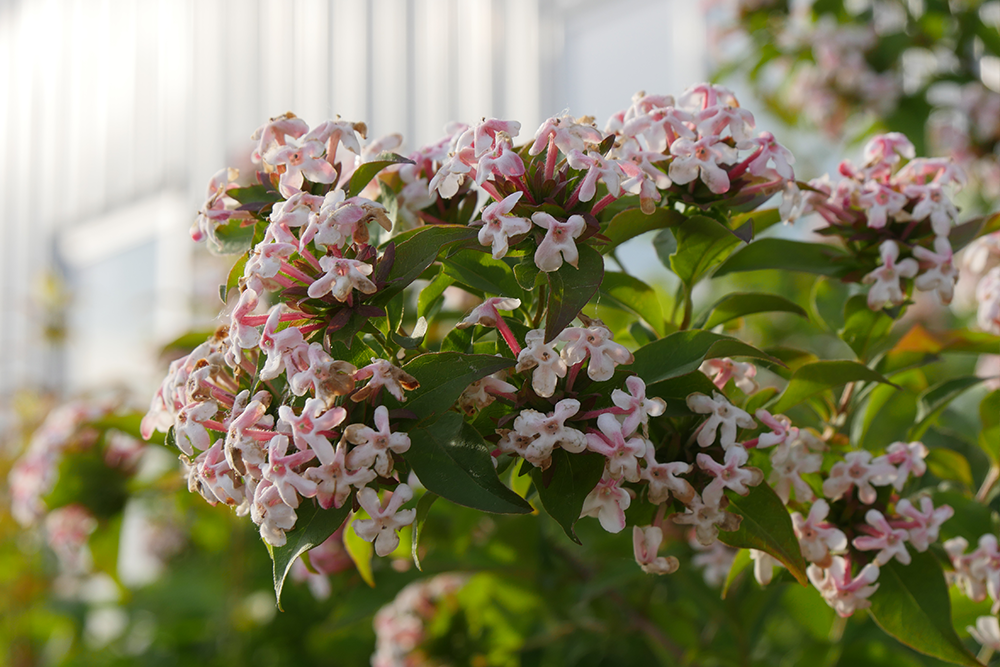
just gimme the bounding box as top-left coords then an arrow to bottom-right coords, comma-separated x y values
371,574 -> 468,667
787,133 -> 964,310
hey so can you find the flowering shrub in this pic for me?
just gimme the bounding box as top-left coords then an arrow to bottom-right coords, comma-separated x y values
50,78 -> 989,665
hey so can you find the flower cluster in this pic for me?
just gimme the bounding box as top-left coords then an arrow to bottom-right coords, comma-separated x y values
371,574 -> 468,667
788,133 -> 964,310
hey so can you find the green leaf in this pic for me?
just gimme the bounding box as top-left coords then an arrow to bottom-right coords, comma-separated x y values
647,372 -> 723,416
442,250 -> 523,299
529,450 -> 606,544
717,482 -> 808,586
714,239 -> 852,277
939,329 -> 1000,355
670,215 -> 744,286
221,253 -> 248,303
599,271 -> 664,336
513,256 -> 543,292
840,294 -> 894,361
722,549 -> 752,599
769,360 -> 896,415
910,376 -> 985,441
694,292 -> 808,330
344,512 -> 375,587
544,244 -> 604,343
212,218 -> 256,255
652,228 -> 677,268
405,412 -> 533,514
89,411 -> 164,447
601,206 -> 684,251
732,207 -> 781,235
868,551 -> 983,667
810,276 -> 852,333
631,330 -> 778,386
411,492 -> 438,571
417,268 -> 453,318
925,448 -> 974,489
378,225 -> 478,302
397,352 -> 515,421
347,152 -> 413,198
227,184 -> 282,206
270,501 -> 352,609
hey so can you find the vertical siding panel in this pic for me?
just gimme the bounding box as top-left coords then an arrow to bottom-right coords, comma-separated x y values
413,0 -> 451,146
330,0 -> 369,123
370,0 -> 408,139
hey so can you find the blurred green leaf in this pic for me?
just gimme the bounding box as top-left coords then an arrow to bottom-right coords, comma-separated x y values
601,206 -> 684,251
715,239 -> 852,277
694,292 -> 808,330
670,215 -> 744,286
599,272 -> 664,336
631,330 -> 777,386
344,513 -> 376,587
378,225 -> 477,302
212,219 -> 256,255
722,549 -> 752,599
347,152 -> 413,198
926,448 -> 974,489
442,251 -> 524,299
869,551 -> 982,667
911,376 -> 985,441
406,412 -> 533,515
770,360 -> 895,414
840,294 -> 894,361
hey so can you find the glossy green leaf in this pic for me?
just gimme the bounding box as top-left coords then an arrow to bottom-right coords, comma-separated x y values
869,550 -> 982,667
670,215 -> 744,286
840,294 -> 894,361
442,250 -> 523,299
417,268 -> 453,318
652,228 -> 677,268
647,372 -> 723,416
856,371 -> 923,451
732,207 -> 781,235
926,448 -> 974,489
544,244 -> 604,343
396,352 -> 514,420
405,412 -> 533,514
270,501 -> 352,609
513,256 -> 543,292
938,329 -> 1000,355
601,206 -> 684,251
694,292 -> 808,330
411,492 -> 438,571
717,482 -> 808,586
631,330 -> 777,386
221,253 -> 248,303
769,360 -> 896,415
714,239 -> 852,277
810,276 -> 852,332
910,376 -> 985,440
599,271 -> 664,336
227,184 -> 282,206
344,512 -> 375,587
379,225 -> 478,302
529,449 -> 606,544
347,152 -> 413,198
212,218 -> 256,255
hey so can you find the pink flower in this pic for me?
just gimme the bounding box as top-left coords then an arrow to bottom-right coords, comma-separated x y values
750,549 -> 783,585
531,212 -> 586,273
174,401 -> 219,456
700,358 -> 758,394
580,472 -> 632,534
863,132 -> 915,166
456,297 -> 522,329
768,439 -> 822,504
258,307 -> 309,381
512,399 -> 587,466
586,413 -> 646,482
288,344 -> 357,400
559,326 -> 634,382
566,150 -> 626,201
697,446 -> 763,507
912,237 -> 958,305
807,556 -> 880,617
853,509 -> 911,565
353,485 -> 417,557
967,616 -> 1000,652
633,526 -> 679,575
686,392 -> 755,449
792,500 -> 848,567
858,182 -> 907,229
477,193 -> 532,259
305,440 -> 377,510
611,376 -> 666,437
743,131 -> 795,179
267,127 -> 339,197
251,113 -> 309,164
905,183 -> 958,236
529,114 -> 602,156
879,441 -> 928,491
668,135 -> 737,194
307,256 -> 377,301
641,441 -> 694,505
352,358 -> 420,403
977,268 -> 1000,334
476,136 -> 525,185
862,240 -> 918,310
754,409 -> 798,449
672,493 -> 742,545
262,434 -> 318,508
196,440 -> 244,506
822,450 -> 896,504
277,398 -> 347,465
896,497 -> 952,552
515,330 -> 568,398
251,480 -> 298,547
458,373 -> 517,414
344,406 -> 411,476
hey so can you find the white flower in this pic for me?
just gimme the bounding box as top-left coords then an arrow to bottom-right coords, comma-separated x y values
862,240 -> 918,310
912,237 -> 958,304
515,330 -> 568,398
750,549 -> 783,586
791,500 -> 848,567
852,509 -> 911,566
580,473 -> 631,534
307,257 -> 377,301
808,556 -> 880,618
968,616 -> 1000,652
559,326 -> 634,382
344,406 -> 411,477
477,193 -> 532,259
531,212 -> 586,273
586,413 -> 645,482
612,376 -> 666,437
686,392 -> 755,449
352,485 -> 417,557
633,526 -> 679,575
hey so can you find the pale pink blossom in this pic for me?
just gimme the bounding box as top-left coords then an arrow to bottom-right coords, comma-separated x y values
559,326 -> 634,382
580,473 -> 632,534
344,406 -> 411,476
673,493 -> 742,545
700,358 -> 758,394
251,113 -> 309,164
258,306 -> 309,381
668,135 -> 737,194
976,268 -> 1000,334
633,526 -> 679,575
515,329 -> 568,398
586,413 -> 646,482
913,237 -> 957,304
458,373 -> 517,414
269,192 -> 325,242
743,132 -> 795,179
864,132 -> 915,166
530,113 -> 602,156
277,398 -> 347,465
878,441 -> 928,491
477,192 -> 532,259
754,409 -> 798,449
307,256 -> 377,301
792,500 -> 848,567
251,480 -> 298,547
968,616 -> 1000,652
262,434 -> 318,508
196,440 -> 244,506
611,376 -> 666,437
353,485 -> 417,557
686,392 -> 755,449
352,358 -> 420,403
768,440 -> 822,504
905,183 -> 958,236
858,182 -> 907,229
896,497 -> 952,552
476,135 -> 525,185
174,401 -> 219,457
566,149 -> 626,201
822,450 -> 896,504
456,297 -> 522,329
750,549 -> 783,586
288,344 -> 357,400
641,441 -> 695,505
690,536 -> 737,588
305,440 -> 377,510
808,556 -> 880,617
697,446 -> 763,507
853,509 -> 911,565
531,212 -> 586,273
512,399 -> 587,466
862,240 -> 918,310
